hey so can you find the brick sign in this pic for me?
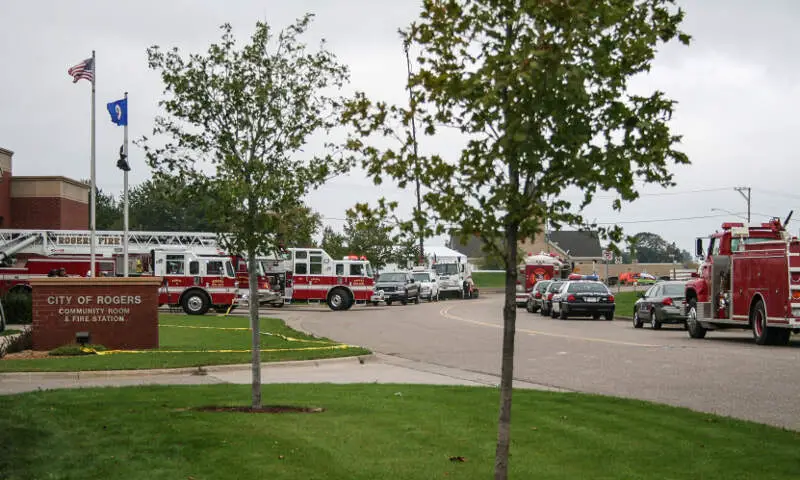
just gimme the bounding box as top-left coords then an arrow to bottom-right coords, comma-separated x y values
30,277 -> 162,350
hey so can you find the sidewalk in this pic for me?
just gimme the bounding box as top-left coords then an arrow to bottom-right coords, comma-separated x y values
0,353 -> 564,396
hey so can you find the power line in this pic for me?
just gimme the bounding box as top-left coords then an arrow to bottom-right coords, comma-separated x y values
595,213 -> 735,225
594,187 -> 733,199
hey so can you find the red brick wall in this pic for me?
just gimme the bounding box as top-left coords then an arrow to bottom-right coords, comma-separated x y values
30,277 -> 162,350
0,171 -> 11,227
11,197 -> 88,229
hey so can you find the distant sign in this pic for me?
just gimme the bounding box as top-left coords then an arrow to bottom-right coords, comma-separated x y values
615,256 -> 622,264
602,250 -> 613,261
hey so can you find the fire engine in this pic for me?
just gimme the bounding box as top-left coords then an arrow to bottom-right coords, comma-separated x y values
258,248 -> 376,310
685,216 -> 800,345
0,229 -> 277,315
516,251 -> 572,307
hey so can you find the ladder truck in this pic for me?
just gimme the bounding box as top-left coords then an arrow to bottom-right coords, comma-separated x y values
0,229 -> 278,315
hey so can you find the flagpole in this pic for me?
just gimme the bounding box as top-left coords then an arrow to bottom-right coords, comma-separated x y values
123,91 -> 129,277
90,50 -> 96,277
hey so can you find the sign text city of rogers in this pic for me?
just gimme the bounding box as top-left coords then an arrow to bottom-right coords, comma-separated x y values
47,295 -> 143,323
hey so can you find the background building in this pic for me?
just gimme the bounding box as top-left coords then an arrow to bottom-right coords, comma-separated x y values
0,147 -> 89,229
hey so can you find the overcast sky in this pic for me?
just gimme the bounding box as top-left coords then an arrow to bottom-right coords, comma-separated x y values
2,0 -> 799,256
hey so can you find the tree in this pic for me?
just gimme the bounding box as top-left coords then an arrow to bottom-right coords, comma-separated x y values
127,176 -> 214,231
275,203 -> 322,248
143,15 -> 350,409
82,180 -> 122,230
343,208 -> 395,270
320,226 -> 349,260
344,1 -> 690,477
630,232 -> 691,263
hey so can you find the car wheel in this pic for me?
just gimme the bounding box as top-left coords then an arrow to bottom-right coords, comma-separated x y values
686,299 -> 707,339
592,313 -> 601,320
401,298 -> 408,305
633,310 -> 643,328
386,299 -> 393,306
650,310 -> 662,330
414,295 -> 420,304
604,313 -> 614,321
371,301 -> 379,306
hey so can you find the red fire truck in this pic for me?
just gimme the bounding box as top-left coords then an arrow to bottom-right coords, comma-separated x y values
258,248 -> 376,311
685,217 -> 800,345
516,251 -> 572,306
0,229 -> 277,315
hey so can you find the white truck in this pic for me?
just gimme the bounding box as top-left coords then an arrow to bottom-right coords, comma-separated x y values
425,245 -> 478,299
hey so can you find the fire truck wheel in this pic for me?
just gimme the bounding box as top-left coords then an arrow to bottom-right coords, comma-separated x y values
633,311 -> 643,328
751,300 -> 790,345
650,310 -> 662,330
686,299 -> 707,339
182,291 -> 210,316
326,288 -> 350,311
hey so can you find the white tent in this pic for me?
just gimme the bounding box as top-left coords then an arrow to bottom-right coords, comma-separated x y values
424,245 -> 467,262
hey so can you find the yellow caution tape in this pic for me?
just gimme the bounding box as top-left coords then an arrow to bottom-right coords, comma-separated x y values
159,324 -> 334,344
91,344 -> 355,355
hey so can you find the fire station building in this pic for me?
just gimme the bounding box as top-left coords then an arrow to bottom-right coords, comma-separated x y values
0,147 -> 89,230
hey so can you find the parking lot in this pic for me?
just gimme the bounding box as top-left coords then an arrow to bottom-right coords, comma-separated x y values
274,293 -> 800,430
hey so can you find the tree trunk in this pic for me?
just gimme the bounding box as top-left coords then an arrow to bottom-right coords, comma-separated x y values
248,252 -> 262,409
494,223 -> 519,480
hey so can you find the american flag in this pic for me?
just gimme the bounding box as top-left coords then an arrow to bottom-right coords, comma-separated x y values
68,57 -> 94,83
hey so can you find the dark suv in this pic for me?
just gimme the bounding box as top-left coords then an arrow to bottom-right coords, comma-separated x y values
372,271 -> 420,306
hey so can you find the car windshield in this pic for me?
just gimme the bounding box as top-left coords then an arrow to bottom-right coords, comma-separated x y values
433,264 -> 459,275
536,281 -> 552,292
662,284 -> 685,296
412,273 -> 430,282
567,282 -> 608,293
547,282 -> 564,293
378,273 -> 407,282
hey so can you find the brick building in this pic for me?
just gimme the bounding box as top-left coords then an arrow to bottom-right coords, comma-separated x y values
0,147 -> 89,229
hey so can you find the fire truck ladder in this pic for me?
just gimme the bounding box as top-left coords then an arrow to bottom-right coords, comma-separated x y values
0,229 -> 224,257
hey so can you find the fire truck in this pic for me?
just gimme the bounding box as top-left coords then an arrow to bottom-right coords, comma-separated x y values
516,251 -> 572,307
685,217 -> 800,345
258,248 -> 376,311
0,229 -> 276,315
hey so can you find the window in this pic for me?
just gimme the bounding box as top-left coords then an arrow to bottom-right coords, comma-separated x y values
349,263 -> 363,276
206,260 -> 224,276
310,255 -> 323,275
335,264 -> 344,276
225,261 -> 235,277
189,261 -> 199,275
366,263 -> 374,277
166,255 -> 184,274
295,263 -> 307,274
413,273 -> 430,282
662,284 -> 684,297
295,250 -> 307,260
378,273 -> 407,282
710,238 -> 720,256
644,286 -> 657,298
433,264 -> 459,275
567,282 -> 609,293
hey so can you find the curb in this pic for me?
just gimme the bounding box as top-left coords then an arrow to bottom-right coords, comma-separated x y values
0,353 -> 377,379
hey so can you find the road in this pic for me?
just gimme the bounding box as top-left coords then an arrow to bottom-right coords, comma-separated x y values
270,294 -> 800,430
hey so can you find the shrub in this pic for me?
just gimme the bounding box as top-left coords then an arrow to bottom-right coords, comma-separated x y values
49,344 -> 107,356
2,291 -> 32,325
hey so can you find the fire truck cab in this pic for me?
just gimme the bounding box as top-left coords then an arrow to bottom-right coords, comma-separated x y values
686,218 -> 800,345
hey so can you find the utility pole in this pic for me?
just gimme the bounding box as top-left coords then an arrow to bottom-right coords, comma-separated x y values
735,186 -> 751,223
404,40 -> 424,265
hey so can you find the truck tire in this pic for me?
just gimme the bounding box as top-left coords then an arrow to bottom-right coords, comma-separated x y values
751,300 -> 790,345
650,310 -> 662,330
686,299 -> 706,339
326,288 -> 349,311
182,290 -> 210,316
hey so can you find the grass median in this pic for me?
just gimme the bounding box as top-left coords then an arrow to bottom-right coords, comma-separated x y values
472,271 -> 504,288
1,384 -> 797,479
0,314 -> 369,372
612,291 -> 638,318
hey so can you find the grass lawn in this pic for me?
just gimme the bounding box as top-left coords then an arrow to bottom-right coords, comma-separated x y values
472,271 -> 504,288
1,384 -> 798,479
0,314 -> 369,372
613,291 -> 639,318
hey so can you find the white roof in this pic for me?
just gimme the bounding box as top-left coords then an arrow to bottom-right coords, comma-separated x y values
424,245 -> 466,259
